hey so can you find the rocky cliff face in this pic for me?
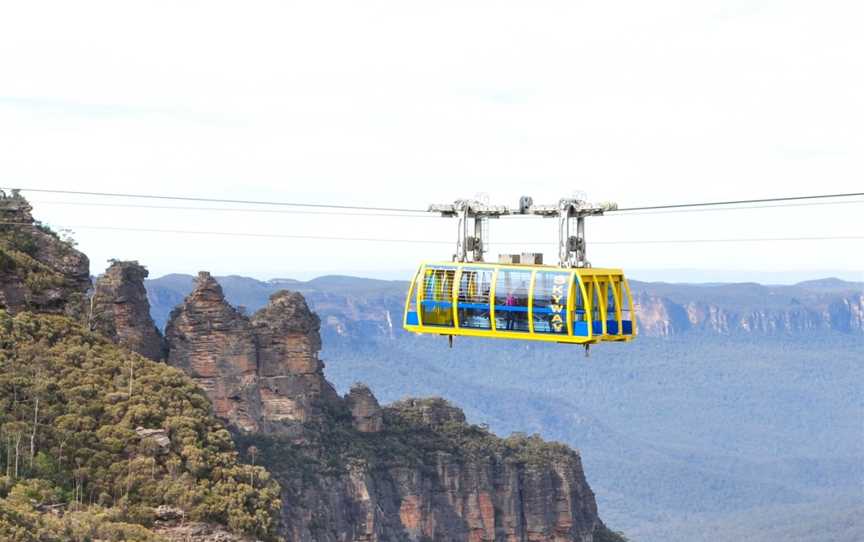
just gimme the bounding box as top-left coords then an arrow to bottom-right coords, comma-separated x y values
0,190 -> 90,317
251,290 -> 341,430
90,260 -> 166,360
165,272 -> 607,541
633,282 -> 864,337
251,397 -> 602,542
165,272 -> 263,433
165,272 -> 339,435
345,383 -> 384,433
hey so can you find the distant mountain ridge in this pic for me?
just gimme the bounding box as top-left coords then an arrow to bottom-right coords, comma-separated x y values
145,273 -> 864,340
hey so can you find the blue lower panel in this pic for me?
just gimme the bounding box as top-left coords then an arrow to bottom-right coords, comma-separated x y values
457,302 -> 489,310
623,320 -> 633,334
494,305 -> 528,313
592,321 -> 604,334
607,320 -> 619,334
406,311 -> 419,326
573,321 -> 589,336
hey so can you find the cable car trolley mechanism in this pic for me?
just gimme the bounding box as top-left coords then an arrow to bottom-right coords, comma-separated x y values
403,196 -> 637,354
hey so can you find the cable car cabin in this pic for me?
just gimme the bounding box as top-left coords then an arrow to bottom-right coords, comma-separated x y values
403,262 -> 636,345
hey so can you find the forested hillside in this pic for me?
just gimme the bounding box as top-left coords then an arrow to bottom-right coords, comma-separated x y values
0,310 -> 281,541
0,191 -> 281,540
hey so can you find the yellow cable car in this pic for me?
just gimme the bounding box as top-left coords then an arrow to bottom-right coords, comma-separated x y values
404,196 -> 637,350
403,261 -> 636,344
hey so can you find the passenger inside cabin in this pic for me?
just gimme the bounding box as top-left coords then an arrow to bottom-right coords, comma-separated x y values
504,288 -> 517,329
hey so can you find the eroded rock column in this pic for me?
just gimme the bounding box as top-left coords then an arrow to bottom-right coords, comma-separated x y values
90,260 -> 166,361
165,272 -> 262,432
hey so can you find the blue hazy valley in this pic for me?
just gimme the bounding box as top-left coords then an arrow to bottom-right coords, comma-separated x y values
145,273 -> 864,542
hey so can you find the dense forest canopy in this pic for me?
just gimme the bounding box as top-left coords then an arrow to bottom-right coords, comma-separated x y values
0,310 -> 281,541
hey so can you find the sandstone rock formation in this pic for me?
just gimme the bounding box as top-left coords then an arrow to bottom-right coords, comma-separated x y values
0,190 -> 90,317
155,516 -> 256,542
251,290 -> 340,429
165,272 -> 339,435
165,272 -> 608,541
345,383 -> 384,433
165,272 -> 263,432
135,427 -> 171,454
273,397 -> 602,542
90,260 -> 166,360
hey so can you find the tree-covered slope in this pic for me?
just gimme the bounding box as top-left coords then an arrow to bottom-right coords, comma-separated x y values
0,310 -> 280,541
0,190 -> 90,318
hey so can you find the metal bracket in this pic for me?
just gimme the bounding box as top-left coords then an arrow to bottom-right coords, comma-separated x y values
430,199 -> 509,263
518,197 -> 609,268
557,199 -> 603,268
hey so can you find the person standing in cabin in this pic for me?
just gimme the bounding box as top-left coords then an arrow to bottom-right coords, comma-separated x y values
504,289 -> 517,330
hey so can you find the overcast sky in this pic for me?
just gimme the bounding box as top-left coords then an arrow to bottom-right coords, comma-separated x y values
1,1 -> 861,282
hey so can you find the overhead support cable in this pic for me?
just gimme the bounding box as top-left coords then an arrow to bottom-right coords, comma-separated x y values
3,222 -> 858,246
7,188 -> 864,217
579,235 -> 864,245
598,199 -> 864,216
608,192 -> 864,213
16,196 -> 864,223
25,200 -> 442,219
4,187 -> 428,214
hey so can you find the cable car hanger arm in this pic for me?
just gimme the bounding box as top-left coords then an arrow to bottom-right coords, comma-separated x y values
429,195 -> 617,268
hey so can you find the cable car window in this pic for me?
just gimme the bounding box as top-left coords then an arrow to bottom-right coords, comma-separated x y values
457,268 -> 492,329
607,281 -> 617,315
532,271 -> 569,335
421,267 -> 455,327
621,280 -> 634,335
606,278 -> 620,334
493,269 -> 530,332
592,282 -> 602,321
573,276 -> 587,322
590,279 -> 603,335
573,275 -> 589,336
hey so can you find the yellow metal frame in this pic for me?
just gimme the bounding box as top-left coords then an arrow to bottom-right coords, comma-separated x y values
490,268 -> 498,331
404,261 -> 636,345
606,273 -> 625,341
402,266 -> 420,327
623,277 -> 638,337
527,269 -> 536,333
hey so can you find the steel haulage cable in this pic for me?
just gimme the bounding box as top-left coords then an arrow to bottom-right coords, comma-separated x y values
4,187 -> 428,214
609,192 -> 864,212
12,222 -> 859,246
7,187 -> 864,215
